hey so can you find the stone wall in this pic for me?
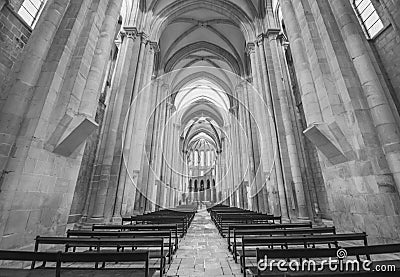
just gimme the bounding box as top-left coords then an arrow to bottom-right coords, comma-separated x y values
8,0 -> 24,11
0,0 -> 122,250
0,5 -> 31,91
370,0 -> 400,115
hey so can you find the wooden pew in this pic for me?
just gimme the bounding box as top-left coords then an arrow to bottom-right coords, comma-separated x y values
239,233 -> 368,276
254,244 -> 400,276
209,207 -> 254,221
91,223 -> 180,248
66,229 -> 175,260
33,236 -> 166,277
127,215 -> 189,235
145,208 -> 196,222
215,214 -> 282,235
226,222 -> 313,248
0,250 -> 150,277
232,227 -> 337,262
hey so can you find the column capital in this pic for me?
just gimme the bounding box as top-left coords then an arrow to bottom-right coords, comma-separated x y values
278,32 -> 290,48
246,42 -> 256,55
266,28 -> 281,39
149,41 -> 160,53
122,27 -> 138,39
139,32 -> 149,44
256,34 -> 264,46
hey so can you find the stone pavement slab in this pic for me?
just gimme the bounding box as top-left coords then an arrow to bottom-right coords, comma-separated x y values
165,210 -> 242,277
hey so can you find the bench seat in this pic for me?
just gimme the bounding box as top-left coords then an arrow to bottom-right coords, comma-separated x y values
0,268 -> 154,277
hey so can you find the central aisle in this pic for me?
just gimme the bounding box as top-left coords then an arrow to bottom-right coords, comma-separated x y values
166,210 -> 242,276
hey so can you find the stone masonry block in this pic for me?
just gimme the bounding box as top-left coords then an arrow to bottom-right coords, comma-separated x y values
3,209 -> 29,235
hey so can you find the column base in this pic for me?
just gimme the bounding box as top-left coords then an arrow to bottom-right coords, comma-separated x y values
297,216 -> 311,221
85,216 -> 106,224
111,216 -> 122,224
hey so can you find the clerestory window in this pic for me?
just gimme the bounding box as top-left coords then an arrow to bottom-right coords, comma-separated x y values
353,0 -> 384,39
18,0 -> 47,28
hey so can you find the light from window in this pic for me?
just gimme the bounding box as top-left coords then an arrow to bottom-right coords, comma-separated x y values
18,0 -> 46,27
353,0 -> 384,38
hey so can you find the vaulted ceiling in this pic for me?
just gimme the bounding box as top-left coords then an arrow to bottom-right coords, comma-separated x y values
121,0 -> 265,153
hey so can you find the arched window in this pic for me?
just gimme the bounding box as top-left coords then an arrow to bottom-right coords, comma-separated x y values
200,151 -> 204,166
194,151 -> 198,165
18,0 -> 47,27
353,0 -> 384,38
189,179 -> 192,192
194,180 -> 198,192
200,180 -> 204,191
207,179 -> 210,189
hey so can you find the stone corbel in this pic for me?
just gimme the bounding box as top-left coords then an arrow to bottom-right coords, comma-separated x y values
278,32 -> 290,48
303,122 -> 355,165
229,105 -> 239,115
149,41 -> 160,53
46,113 -> 98,157
245,42 -> 256,55
265,29 -> 281,41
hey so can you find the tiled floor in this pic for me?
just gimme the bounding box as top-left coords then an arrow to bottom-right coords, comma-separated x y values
165,210 -> 242,277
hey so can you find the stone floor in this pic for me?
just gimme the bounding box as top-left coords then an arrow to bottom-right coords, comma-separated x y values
165,210 -> 242,277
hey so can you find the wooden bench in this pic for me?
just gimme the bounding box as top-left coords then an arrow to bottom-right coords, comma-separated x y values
126,215 -> 189,235
33,236 -> 166,277
215,214 -> 283,236
232,227 -> 337,262
0,250 -> 150,277
254,244 -> 400,276
226,222 -> 313,248
91,223 -> 180,247
66,229 -> 175,260
210,209 -> 260,222
239,233 -> 368,276
146,208 -> 196,222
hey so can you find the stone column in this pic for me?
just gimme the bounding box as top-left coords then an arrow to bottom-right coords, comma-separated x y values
226,122 -> 236,206
243,80 -> 262,212
169,122 -> 181,207
0,0 -> 70,173
216,152 -> 222,202
143,79 -> 163,212
239,82 -> 256,210
232,107 -> 243,207
220,137 -> 228,205
131,41 -> 157,212
237,83 -> 251,210
79,0 -> 124,118
113,34 -> 147,216
329,0 -> 400,193
137,77 -> 160,212
257,38 -> 289,218
280,0 -> 323,126
153,84 -> 169,208
247,43 -> 270,213
265,30 -> 308,218
90,28 -> 141,220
